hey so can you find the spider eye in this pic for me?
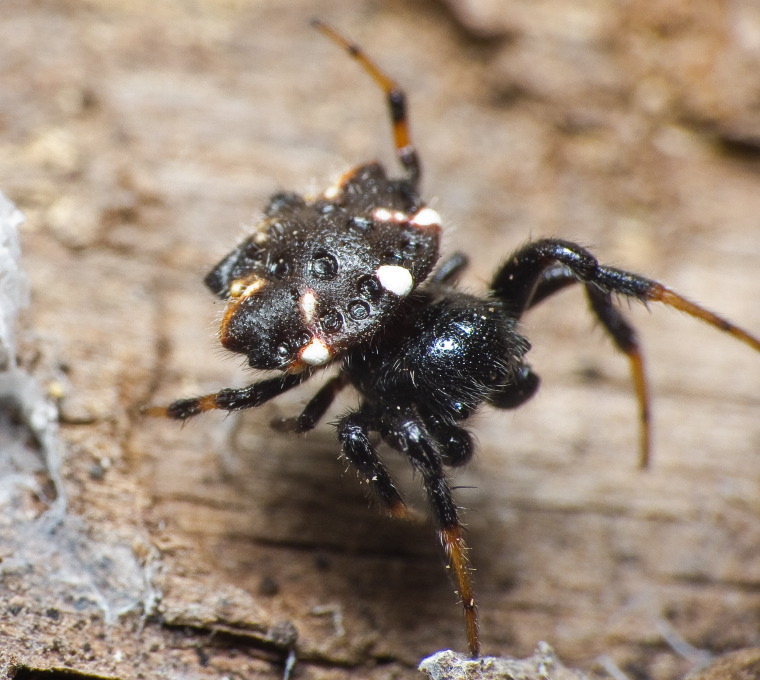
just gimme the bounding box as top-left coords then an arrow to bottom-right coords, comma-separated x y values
347,300 -> 371,320
275,330 -> 312,364
314,200 -> 337,215
270,258 -> 291,279
320,308 -> 344,333
310,251 -> 339,280
263,191 -> 305,217
357,275 -> 382,301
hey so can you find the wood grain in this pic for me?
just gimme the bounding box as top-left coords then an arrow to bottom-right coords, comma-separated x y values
1,1 -> 758,678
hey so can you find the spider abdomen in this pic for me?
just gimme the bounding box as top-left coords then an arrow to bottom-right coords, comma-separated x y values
346,291 -> 530,419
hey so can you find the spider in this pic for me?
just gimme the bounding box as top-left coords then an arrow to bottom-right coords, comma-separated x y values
148,20 -> 760,658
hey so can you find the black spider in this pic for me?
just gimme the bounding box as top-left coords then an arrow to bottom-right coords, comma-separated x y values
148,20 -> 760,657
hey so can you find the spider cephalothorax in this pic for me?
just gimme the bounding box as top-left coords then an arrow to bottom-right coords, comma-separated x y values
149,20 -> 760,658
203,164 -> 441,374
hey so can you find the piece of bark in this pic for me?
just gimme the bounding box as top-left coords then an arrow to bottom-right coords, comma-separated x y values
419,644 -> 602,680
684,648 -> 760,680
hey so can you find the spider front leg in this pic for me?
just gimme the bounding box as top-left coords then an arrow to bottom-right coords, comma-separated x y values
146,372 -> 310,420
508,261 -> 652,467
272,373 -> 349,433
381,414 -> 480,657
491,238 -> 760,465
585,286 -> 651,467
493,238 -> 760,352
312,19 -> 420,186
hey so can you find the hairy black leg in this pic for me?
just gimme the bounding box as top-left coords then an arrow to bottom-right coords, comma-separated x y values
492,239 -> 648,314
585,286 -> 651,468
488,364 -> 541,410
145,372 -> 309,420
383,415 -> 480,657
312,20 -> 420,186
272,373 -> 349,433
336,409 -> 407,517
523,263 -> 576,311
491,238 -> 760,464
491,239 -> 760,353
492,253 -> 652,463
523,266 -> 652,467
429,252 -> 469,286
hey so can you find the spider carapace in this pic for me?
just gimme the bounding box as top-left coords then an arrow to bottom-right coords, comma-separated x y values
148,20 -> 760,657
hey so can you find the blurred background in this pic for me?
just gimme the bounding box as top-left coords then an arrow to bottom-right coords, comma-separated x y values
1,1 -> 759,679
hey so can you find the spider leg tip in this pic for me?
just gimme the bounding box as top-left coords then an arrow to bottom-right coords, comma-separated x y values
142,404 -> 169,418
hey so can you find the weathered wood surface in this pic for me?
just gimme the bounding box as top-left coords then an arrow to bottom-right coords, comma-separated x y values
1,1 -> 759,678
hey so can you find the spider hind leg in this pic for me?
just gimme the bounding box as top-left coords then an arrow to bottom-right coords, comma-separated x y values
490,238 -> 760,467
